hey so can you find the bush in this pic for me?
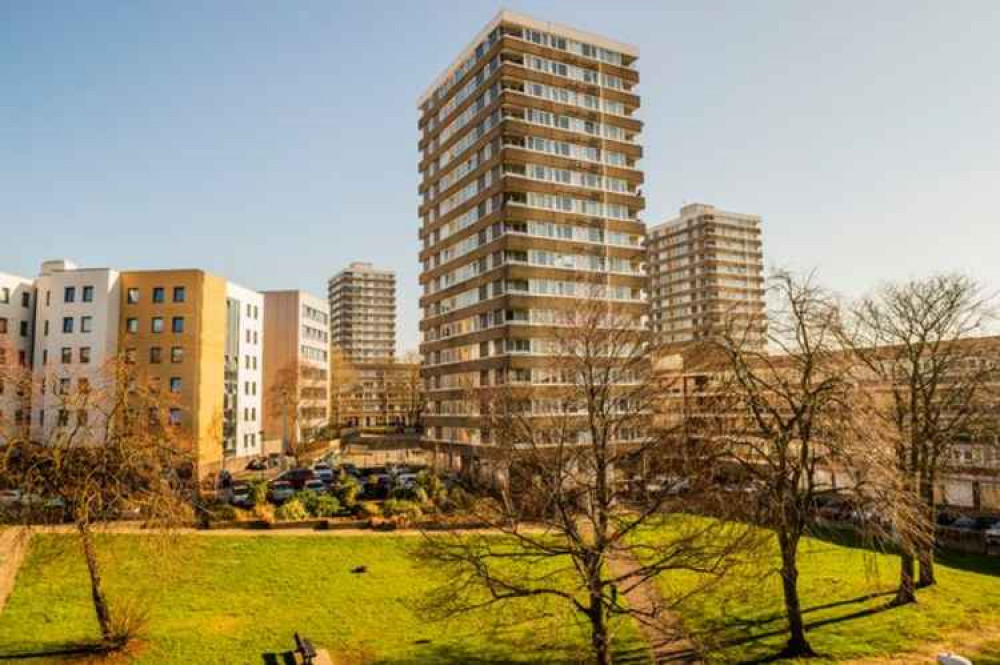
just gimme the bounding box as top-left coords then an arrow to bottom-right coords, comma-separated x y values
107,597 -> 151,648
447,486 -> 472,512
298,490 -> 322,514
208,502 -> 238,523
356,501 -> 381,519
383,499 -> 423,523
337,479 -> 361,509
249,479 -> 269,506
309,494 -> 341,518
275,498 -> 308,522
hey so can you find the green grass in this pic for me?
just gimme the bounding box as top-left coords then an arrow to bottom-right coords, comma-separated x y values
0,534 -> 649,664
641,520 -> 1000,663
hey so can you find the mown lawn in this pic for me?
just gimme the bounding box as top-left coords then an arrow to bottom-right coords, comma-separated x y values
641,519 -> 1000,663
0,534 -> 649,664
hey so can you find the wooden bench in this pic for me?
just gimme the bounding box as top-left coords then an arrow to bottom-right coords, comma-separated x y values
294,633 -> 317,664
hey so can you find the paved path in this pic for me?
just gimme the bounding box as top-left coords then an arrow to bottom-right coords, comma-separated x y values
0,528 -> 31,614
608,551 -> 703,664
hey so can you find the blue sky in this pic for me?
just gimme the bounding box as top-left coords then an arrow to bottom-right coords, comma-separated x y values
2,1 -> 998,351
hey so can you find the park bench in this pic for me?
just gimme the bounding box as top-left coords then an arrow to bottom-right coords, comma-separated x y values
294,632 -> 317,664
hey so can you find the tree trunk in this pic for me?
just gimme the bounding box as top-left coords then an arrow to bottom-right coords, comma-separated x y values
777,531 -> 815,657
589,594 -> 612,665
895,550 -> 916,605
78,521 -> 114,643
917,473 -> 936,588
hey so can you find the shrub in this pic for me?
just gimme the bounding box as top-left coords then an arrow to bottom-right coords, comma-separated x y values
412,486 -> 430,506
209,502 -> 238,523
275,498 -> 308,522
249,479 -> 269,506
253,503 -> 275,523
447,486 -> 472,512
383,499 -> 423,522
298,490 -> 322,514
309,494 -> 341,518
107,597 -> 151,648
337,479 -> 361,509
356,501 -> 381,519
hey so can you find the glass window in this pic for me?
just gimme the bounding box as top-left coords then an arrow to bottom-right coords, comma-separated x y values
151,317 -> 164,333
0,318 -> 6,334
62,317 -> 74,333
173,287 -> 186,303
169,377 -> 182,393
61,347 -> 72,364
172,317 -> 184,333
125,348 -> 136,363
152,287 -> 165,303
168,408 -> 182,426
80,316 -> 93,333
79,347 -> 91,364
0,288 -> 7,304
170,346 -> 183,363
150,347 -> 162,364
64,286 -> 75,303
127,288 -> 140,304
82,286 -> 94,302
126,318 -> 138,333
20,292 -> 30,308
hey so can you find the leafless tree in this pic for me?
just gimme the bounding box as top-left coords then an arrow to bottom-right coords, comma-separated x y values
268,360 -> 330,454
707,271 -> 917,658
395,350 -> 425,430
419,298 -> 757,665
847,274 -> 998,601
0,356 -> 194,651
328,348 -> 360,430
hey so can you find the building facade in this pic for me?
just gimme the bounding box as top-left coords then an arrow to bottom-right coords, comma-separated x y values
0,272 -> 35,437
262,290 -> 330,450
417,11 -> 646,463
328,262 -> 397,364
331,359 -> 422,431
224,283 -> 264,458
647,204 -> 766,347
31,260 -> 121,441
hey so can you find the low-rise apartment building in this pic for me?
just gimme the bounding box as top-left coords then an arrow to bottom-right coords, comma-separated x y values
225,283 -> 264,458
331,358 -> 422,431
262,290 -> 330,450
0,272 -> 35,438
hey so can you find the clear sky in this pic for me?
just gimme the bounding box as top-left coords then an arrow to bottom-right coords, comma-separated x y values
2,1 -> 998,352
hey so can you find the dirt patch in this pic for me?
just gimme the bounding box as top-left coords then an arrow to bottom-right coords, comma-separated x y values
0,527 -> 31,614
839,622 -> 1000,664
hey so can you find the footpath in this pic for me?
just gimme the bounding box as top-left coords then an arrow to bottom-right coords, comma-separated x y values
0,528 -> 31,614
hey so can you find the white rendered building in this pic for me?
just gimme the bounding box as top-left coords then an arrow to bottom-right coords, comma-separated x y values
0,272 -> 36,437
224,282 -> 265,458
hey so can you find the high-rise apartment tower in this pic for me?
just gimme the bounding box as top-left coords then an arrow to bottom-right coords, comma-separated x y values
328,262 -> 396,364
647,203 -> 766,347
417,11 -> 646,464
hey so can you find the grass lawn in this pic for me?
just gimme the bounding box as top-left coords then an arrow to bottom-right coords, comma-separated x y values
0,534 -> 649,664
642,519 -> 1000,664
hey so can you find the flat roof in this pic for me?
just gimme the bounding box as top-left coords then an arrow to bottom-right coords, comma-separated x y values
417,10 -> 639,107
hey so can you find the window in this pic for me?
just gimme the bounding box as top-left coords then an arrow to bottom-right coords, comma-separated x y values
43,320 -> 49,336
82,286 -> 94,302
168,408 -> 182,426
79,347 -> 91,364
62,317 -> 74,333
58,409 -> 69,427
19,321 -> 28,337
59,378 -> 70,395
171,317 -> 184,333
21,292 -> 30,308
170,346 -> 183,363
61,347 -> 72,364
152,287 -> 165,303
150,347 -> 162,364
126,318 -> 138,333
45,290 -> 50,306
127,288 -> 140,304
0,288 -> 8,303
77,410 -> 88,426
42,349 -> 48,365
169,377 -> 182,393
80,316 -> 93,333
151,317 -> 164,333
173,287 -> 185,303
0,318 -> 6,334
64,286 -> 75,303
78,378 -> 90,394
125,348 -> 136,363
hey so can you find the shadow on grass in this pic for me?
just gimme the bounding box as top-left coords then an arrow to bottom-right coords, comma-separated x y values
0,641 -> 111,661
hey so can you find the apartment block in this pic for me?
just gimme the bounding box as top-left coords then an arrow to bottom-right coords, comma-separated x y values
225,283 -> 264,458
647,204 -> 765,347
262,290 -> 330,450
0,272 -> 35,436
332,359 -> 421,431
32,260 -> 121,441
328,262 -> 397,363
417,11 -> 646,462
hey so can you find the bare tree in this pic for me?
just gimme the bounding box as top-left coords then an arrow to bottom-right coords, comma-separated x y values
707,271 -> 913,658
847,274 -> 997,601
268,360 -> 330,454
395,350 -> 424,430
328,348 -> 360,430
419,298 -> 756,665
0,356 -> 194,651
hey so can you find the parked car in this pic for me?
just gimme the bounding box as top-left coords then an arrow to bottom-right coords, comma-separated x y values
341,463 -> 360,478
229,482 -> 255,509
312,463 -> 334,484
950,516 -> 979,530
245,458 -> 267,471
268,481 -> 295,504
277,468 -> 316,490
0,489 -> 22,508
396,473 -> 419,490
302,479 -> 327,494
